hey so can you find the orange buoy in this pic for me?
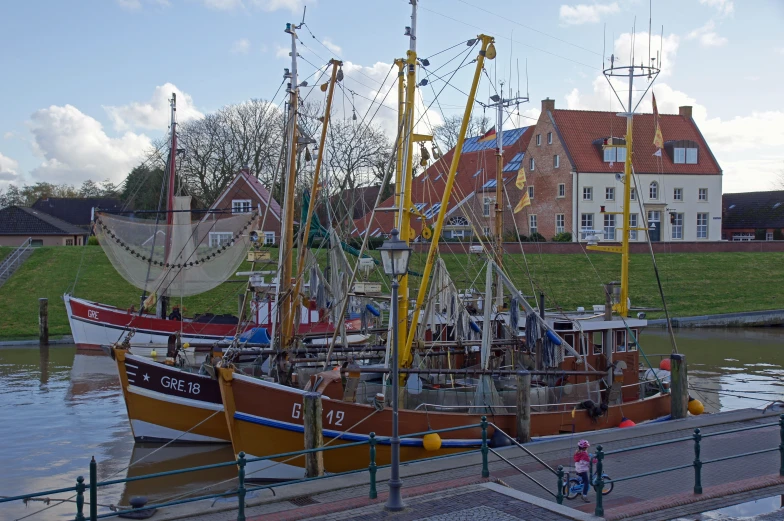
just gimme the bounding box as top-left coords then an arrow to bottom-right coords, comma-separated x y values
619,417 -> 636,428
688,398 -> 705,415
659,359 -> 671,371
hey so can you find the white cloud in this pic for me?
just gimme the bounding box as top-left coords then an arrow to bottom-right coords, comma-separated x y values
3,132 -> 14,139
687,21 -> 728,48
275,45 -> 290,59
202,0 -> 304,11
699,0 -> 734,16
203,0 -> 243,9
559,2 -> 619,25
321,38 -> 342,55
232,38 -> 251,54
104,83 -> 203,131
0,152 -> 19,182
612,32 -> 680,77
29,105 -> 152,185
116,0 -> 169,10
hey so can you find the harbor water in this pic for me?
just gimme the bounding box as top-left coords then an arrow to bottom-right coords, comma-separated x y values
1,327 -> 782,520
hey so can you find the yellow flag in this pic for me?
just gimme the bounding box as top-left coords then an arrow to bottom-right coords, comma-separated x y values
513,192 -> 531,214
652,91 -> 664,150
143,293 -> 157,311
515,165 -> 526,189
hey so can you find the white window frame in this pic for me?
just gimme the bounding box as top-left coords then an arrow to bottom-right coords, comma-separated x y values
553,154 -> 560,168
696,213 -> 708,239
529,214 -> 538,235
603,214 -> 616,241
530,157 -> 535,171
556,214 -> 565,234
232,199 -> 252,214
698,188 -> 708,201
733,232 -> 754,242
483,226 -> 491,237
264,231 -> 275,245
583,187 -> 593,201
630,187 -> 636,200
671,212 -> 684,240
528,186 -> 535,199
557,183 -> 566,198
483,196 -> 494,217
673,188 -> 683,201
629,213 -> 638,241
605,187 -> 615,201
649,182 -> 659,200
766,232 -> 774,241
536,134 -> 541,146
581,213 -> 594,238
686,148 -> 698,164
674,147 -> 686,164
209,232 -> 233,247
547,132 -> 553,144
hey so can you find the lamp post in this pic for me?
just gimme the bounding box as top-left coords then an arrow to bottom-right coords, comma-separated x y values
377,228 -> 412,511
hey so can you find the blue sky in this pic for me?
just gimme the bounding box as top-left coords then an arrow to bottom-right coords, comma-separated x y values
1,0 -> 782,193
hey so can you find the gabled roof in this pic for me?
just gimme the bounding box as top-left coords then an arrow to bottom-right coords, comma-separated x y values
31,197 -> 122,227
0,206 -> 87,236
353,126 -> 534,236
210,170 -> 282,221
723,191 -> 784,229
550,109 -> 722,175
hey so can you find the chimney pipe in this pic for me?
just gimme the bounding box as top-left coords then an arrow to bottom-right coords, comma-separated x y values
541,98 -> 555,114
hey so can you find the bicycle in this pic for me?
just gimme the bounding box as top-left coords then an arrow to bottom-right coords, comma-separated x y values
562,468 -> 614,500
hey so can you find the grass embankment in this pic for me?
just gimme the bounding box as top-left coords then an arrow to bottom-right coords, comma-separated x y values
0,246 -> 781,339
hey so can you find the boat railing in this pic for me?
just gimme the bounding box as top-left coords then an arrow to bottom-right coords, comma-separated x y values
0,419 -> 493,521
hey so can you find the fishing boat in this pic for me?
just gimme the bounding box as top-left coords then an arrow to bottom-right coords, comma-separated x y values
216,5 -> 674,479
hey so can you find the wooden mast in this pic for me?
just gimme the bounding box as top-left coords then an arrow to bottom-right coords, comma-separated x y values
291,59 -> 342,317
279,22 -> 301,350
402,35 -> 496,367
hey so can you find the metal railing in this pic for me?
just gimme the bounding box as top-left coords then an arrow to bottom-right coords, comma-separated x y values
587,414 -> 784,517
0,418 -> 491,521
0,238 -> 33,282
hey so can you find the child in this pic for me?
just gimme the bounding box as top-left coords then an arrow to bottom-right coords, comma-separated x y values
574,439 -> 593,502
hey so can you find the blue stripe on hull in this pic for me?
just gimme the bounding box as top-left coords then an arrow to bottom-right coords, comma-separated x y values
233,412 -> 480,448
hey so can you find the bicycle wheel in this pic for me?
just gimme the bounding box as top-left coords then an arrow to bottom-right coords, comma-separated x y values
599,474 -> 614,496
565,478 -> 582,500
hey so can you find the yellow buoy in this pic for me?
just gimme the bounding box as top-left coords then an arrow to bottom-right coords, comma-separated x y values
423,432 -> 442,451
688,399 -> 705,415
150,349 -> 157,358
183,343 -> 190,349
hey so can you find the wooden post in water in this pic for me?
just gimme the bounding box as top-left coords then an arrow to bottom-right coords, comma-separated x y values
516,370 -> 531,443
670,354 -> 688,419
303,392 -> 325,477
39,298 -> 49,346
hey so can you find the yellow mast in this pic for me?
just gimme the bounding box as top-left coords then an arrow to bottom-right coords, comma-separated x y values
402,35 -> 496,366
291,59 -> 342,314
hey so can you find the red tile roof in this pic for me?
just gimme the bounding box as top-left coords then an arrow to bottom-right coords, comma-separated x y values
551,109 -> 721,175
354,126 -> 535,236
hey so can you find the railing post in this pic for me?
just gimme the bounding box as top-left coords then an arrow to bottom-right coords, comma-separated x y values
237,452 -> 246,521
74,476 -> 85,521
556,465 -> 564,505
594,446 -> 604,518
89,457 -> 97,521
481,416 -> 489,478
693,428 -> 703,494
368,433 -> 378,499
779,415 -> 784,477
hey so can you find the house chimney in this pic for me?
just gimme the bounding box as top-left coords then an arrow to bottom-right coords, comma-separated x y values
679,106 -> 692,119
541,98 -> 555,114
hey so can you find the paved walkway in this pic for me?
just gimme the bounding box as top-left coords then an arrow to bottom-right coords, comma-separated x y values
152,407 -> 784,521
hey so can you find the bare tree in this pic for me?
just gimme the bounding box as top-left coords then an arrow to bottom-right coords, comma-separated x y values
432,114 -> 490,152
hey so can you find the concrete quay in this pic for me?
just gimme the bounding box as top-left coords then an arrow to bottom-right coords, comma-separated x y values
139,406 -> 784,521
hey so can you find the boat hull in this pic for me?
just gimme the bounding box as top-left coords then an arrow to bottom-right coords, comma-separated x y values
218,369 -> 671,475
114,349 -> 230,443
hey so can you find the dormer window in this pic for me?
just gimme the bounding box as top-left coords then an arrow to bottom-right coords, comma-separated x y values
595,137 -> 626,163
666,140 -> 699,164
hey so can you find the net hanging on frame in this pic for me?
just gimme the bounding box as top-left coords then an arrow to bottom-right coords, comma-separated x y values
95,196 -> 258,298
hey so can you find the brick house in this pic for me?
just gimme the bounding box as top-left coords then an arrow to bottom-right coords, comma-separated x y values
353,126 -> 535,240
722,190 -> 784,241
205,168 -> 283,246
522,98 -> 723,242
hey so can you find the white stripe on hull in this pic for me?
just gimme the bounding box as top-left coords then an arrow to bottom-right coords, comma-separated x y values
130,420 -> 228,444
127,385 -> 224,412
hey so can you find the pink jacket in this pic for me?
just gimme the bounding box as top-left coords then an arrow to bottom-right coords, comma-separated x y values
574,450 -> 591,473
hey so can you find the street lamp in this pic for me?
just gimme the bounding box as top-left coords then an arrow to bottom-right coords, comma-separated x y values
377,228 -> 412,511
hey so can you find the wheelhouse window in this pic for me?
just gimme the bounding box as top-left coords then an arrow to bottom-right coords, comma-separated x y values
615,330 -> 627,353
592,331 -> 604,354
556,214 -> 565,234
583,187 -> 593,201
696,213 -> 708,239
649,182 -> 659,200
558,183 -> 566,198
232,199 -> 252,214
603,214 -> 616,241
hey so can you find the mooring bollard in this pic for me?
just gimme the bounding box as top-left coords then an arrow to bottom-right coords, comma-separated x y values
89,457 -> 97,521
556,465 -> 564,505
481,416 -> 489,478
670,354 -> 688,419
693,428 -> 703,494
779,415 -> 784,477
594,446 -> 604,517
237,452 -> 246,521
39,298 -> 49,346
368,433 -> 377,499
75,476 -> 85,521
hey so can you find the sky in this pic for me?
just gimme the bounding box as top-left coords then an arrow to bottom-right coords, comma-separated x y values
0,0 -> 782,194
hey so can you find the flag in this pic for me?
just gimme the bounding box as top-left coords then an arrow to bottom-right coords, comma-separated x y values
515,165 -> 526,189
478,126 -> 497,142
513,192 -> 531,214
652,91 -> 664,152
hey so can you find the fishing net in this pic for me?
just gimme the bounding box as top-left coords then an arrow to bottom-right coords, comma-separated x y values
94,196 -> 258,297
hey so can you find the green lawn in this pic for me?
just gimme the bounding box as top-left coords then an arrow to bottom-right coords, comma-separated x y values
0,246 -> 781,339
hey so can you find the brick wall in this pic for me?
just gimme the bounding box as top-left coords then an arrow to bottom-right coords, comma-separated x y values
412,240 -> 784,254
212,179 -> 281,235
